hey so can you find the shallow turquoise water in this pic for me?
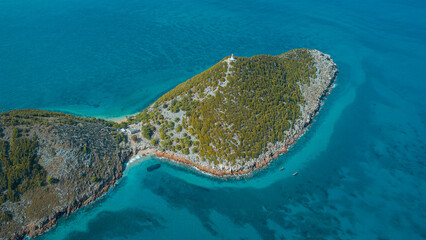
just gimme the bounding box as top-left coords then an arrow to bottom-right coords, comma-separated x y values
1,0 -> 425,239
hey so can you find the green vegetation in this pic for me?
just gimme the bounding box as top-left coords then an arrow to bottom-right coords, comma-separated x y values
0,210 -> 12,222
112,132 -> 127,144
0,109 -> 118,128
135,110 -> 150,123
12,128 -> 20,138
0,136 -> 46,202
192,147 -> 199,154
141,124 -> 156,139
83,145 -> 89,154
0,109 -> 131,238
157,58 -> 228,102
143,49 -> 316,163
47,177 -> 58,184
91,177 -> 100,183
150,138 -> 159,146
167,97 -> 198,113
182,148 -> 190,154
160,139 -> 173,150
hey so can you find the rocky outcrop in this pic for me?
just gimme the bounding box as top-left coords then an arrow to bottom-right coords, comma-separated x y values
21,176 -> 122,239
128,49 -> 338,178
0,114 -> 131,240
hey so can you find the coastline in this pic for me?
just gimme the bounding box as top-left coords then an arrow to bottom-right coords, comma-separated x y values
107,114 -> 133,124
16,50 -> 337,239
23,153 -> 148,239
132,86 -> 335,178
125,50 -> 338,179
109,116 -> 128,123
22,176 -> 124,239
129,61 -> 338,178
17,155 -> 131,240
18,73 -> 332,238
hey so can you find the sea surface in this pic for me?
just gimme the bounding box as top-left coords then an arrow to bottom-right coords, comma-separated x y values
1,0 -> 425,239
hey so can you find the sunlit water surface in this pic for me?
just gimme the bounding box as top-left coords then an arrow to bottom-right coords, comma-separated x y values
0,0 -> 425,239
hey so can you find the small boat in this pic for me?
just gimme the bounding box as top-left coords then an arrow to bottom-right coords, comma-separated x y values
292,172 -> 298,176
280,167 -> 284,171
147,163 -> 161,172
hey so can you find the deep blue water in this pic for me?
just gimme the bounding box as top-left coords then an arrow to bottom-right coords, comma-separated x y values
1,0 -> 425,239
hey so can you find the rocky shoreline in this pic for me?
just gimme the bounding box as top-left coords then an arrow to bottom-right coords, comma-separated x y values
0,50 -> 336,239
20,175 -> 123,239
129,50 -> 338,178
0,117 -> 132,240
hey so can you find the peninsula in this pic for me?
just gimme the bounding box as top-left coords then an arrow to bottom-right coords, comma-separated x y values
0,48 -> 337,239
0,111 -> 131,239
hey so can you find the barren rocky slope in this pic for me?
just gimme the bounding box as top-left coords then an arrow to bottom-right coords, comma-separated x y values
0,110 -> 131,239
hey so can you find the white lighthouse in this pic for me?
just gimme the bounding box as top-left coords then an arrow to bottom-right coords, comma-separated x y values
230,53 -> 235,61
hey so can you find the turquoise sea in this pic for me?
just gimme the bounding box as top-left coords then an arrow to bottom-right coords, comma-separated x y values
1,0 -> 425,239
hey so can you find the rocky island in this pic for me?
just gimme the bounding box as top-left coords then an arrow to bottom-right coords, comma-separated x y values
0,48 -> 337,239
124,49 -> 337,177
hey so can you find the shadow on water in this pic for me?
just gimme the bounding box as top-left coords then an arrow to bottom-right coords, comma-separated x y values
142,169 -> 346,240
63,208 -> 164,240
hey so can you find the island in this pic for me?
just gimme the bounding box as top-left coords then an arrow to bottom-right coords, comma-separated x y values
0,48 -> 337,239
124,49 -> 337,177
